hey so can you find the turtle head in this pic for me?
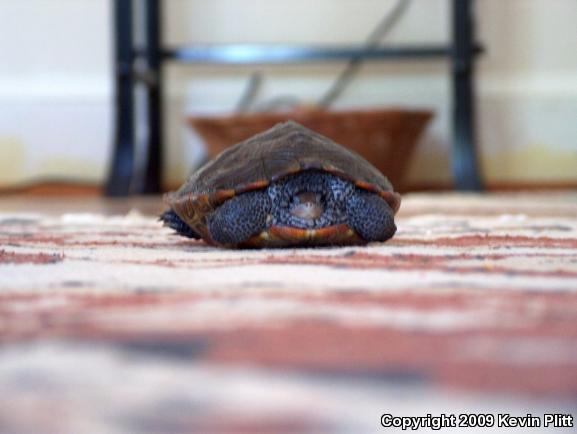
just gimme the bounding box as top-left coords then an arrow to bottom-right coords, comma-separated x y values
267,170 -> 348,230
289,192 -> 323,220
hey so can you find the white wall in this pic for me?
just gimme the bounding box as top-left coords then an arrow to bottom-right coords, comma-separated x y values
0,0 -> 576,188
0,0 -> 111,185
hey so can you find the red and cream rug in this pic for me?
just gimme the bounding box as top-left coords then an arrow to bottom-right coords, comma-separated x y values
1,192 -> 576,433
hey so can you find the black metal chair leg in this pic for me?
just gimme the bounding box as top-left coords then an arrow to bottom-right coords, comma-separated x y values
451,0 -> 483,191
142,0 -> 163,194
106,0 -> 136,196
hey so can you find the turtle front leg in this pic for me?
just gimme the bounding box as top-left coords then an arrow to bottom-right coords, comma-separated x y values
207,190 -> 271,246
160,209 -> 200,239
346,190 -> 396,242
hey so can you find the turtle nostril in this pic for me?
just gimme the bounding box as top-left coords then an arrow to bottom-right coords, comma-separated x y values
290,192 -> 323,220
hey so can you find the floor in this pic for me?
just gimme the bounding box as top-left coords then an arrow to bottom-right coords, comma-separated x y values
1,192 -> 576,434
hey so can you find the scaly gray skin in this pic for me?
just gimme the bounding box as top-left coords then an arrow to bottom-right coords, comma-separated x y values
207,190 -> 271,246
163,171 -> 396,246
159,209 -> 200,239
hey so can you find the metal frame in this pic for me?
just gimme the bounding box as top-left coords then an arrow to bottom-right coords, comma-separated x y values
106,0 -> 483,195
451,0 -> 482,190
106,0 -> 135,196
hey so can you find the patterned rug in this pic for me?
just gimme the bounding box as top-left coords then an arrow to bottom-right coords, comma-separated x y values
1,192 -> 576,433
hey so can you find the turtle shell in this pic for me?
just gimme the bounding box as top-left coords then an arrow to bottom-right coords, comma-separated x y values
165,121 -> 401,244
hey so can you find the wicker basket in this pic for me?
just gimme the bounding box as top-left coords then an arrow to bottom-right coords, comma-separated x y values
189,108 -> 433,191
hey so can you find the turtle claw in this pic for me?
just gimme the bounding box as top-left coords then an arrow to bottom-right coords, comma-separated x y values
207,190 -> 271,246
346,190 -> 396,242
159,209 -> 200,239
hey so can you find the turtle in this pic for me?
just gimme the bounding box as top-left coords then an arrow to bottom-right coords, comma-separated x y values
160,120 -> 401,248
